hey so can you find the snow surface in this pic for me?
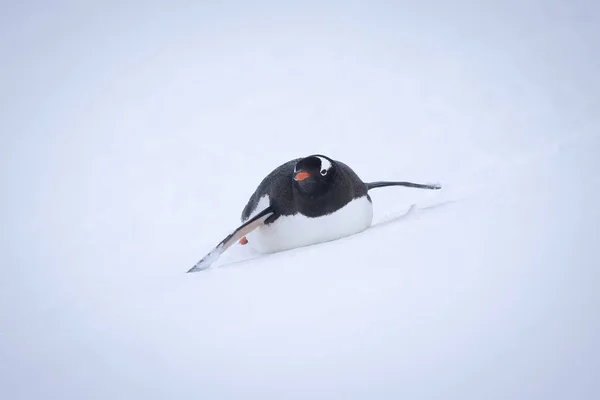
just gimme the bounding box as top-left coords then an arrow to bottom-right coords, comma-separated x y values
1,1 -> 600,399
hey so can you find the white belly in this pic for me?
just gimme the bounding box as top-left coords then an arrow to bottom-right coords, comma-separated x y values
245,196 -> 373,253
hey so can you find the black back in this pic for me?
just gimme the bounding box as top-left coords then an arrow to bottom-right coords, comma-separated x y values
241,155 -> 369,223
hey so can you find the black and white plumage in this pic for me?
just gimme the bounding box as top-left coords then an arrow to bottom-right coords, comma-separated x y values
188,154 -> 441,272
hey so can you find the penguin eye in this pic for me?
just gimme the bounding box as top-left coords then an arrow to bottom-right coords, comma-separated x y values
320,169 -> 328,176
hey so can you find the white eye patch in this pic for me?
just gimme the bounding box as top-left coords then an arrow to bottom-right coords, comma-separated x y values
316,156 -> 331,173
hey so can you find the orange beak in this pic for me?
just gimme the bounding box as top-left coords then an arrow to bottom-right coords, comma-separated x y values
294,171 -> 311,181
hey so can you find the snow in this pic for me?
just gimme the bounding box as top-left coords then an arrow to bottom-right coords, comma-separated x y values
1,1 -> 599,399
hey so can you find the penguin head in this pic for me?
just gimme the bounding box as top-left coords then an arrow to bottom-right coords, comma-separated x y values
293,155 -> 335,196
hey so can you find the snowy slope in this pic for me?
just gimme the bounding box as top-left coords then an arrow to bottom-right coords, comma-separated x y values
1,1 -> 600,399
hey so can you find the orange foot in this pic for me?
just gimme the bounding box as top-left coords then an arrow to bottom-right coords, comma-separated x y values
239,236 -> 248,245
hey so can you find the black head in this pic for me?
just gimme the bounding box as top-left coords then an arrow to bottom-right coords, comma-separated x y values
292,155 -> 336,196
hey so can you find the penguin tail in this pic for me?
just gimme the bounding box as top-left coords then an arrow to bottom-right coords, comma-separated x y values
366,181 -> 442,191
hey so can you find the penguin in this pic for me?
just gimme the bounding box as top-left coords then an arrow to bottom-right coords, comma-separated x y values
188,154 -> 441,272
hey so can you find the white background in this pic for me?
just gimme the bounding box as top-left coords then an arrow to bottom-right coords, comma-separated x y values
1,1 -> 599,399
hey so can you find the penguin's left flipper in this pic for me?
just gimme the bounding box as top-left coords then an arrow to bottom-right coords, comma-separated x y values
187,207 -> 275,273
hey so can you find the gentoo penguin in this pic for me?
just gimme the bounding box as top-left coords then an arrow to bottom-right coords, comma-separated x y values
188,154 -> 441,272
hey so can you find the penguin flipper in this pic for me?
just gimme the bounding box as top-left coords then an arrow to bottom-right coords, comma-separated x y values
366,181 -> 441,190
187,207 -> 274,273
